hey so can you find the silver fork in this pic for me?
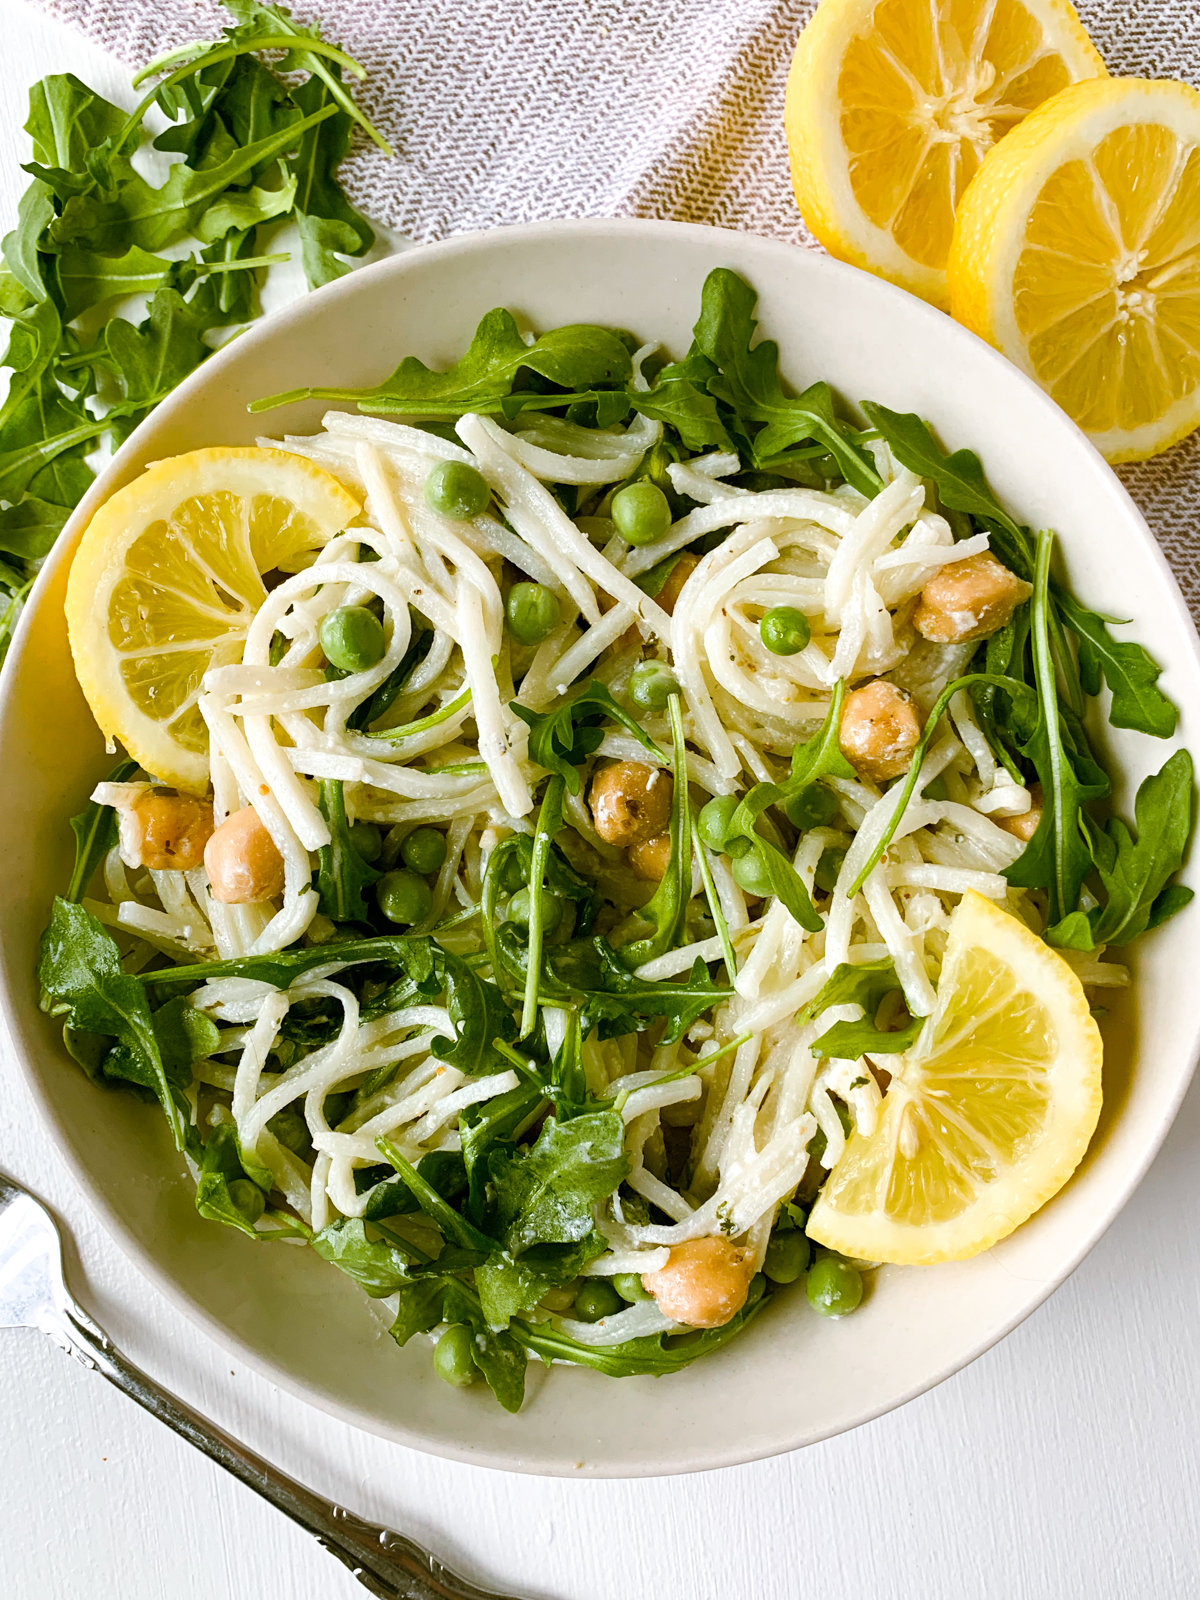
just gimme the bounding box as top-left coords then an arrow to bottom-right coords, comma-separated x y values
0,1169 -> 529,1600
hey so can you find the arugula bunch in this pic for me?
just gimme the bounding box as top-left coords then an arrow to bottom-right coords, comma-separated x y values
0,0 -> 385,661
860,408 -> 1193,945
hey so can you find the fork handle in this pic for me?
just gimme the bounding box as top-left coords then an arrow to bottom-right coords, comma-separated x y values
41,1296 -> 522,1600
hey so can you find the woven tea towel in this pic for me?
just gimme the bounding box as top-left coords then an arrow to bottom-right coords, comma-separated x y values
29,0 -> 1200,619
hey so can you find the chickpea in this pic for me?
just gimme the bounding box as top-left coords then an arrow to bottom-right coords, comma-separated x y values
590,761 -> 673,847
641,1236 -> 754,1329
996,782 -> 1043,843
204,805 -> 286,904
628,831 -> 671,881
913,552 -> 1033,644
118,792 -> 214,871
839,680 -> 922,782
656,552 -> 699,617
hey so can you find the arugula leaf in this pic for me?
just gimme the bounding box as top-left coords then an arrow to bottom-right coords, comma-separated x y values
315,778 -> 381,921
859,402 -> 1034,577
476,1233 -> 608,1328
56,244 -> 178,319
431,950 -> 519,1076
618,694 -> 693,965
362,1150 -> 468,1221
376,1138 -> 495,1253
460,1082 -> 545,1223
489,1111 -> 629,1256
65,754 -> 137,900
693,270 -> 880,494
38,897 -> 186,1148
195,1122 -> 269,1238
1055,590 -> 1177,739
0,495 -> 69,561
811,1015 -> 920,1059
287,73 -> 374,289
630,378 -> 733,451
151,995 -> 221,1076
387,1279 -> 451,1347
310,1218 -> 416,1297
511,680 -> 661,795
1048,750 -> 1195,949
577,940 -> 732,1046
441,1281 -> 528,1411
800,958 -> 905,1025
141,931 -> 434,992
2,179 -> 55,303
251,307 -> 634,414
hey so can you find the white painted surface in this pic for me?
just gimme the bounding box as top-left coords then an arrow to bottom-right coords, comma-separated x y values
1,3 -> 1199,1594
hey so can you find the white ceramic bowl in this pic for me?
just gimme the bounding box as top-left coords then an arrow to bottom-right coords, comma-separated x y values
3,219 -> 1198,1477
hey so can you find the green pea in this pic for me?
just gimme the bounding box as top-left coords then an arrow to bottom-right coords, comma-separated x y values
506,581 -> 560,646
613,1272 -> 654,1303
227,1179 -> 265,1225
805,1254 -> 863,1317
764,1229 -> 810,1285
496,848 -> 528,895
733,849 -> 773,897
507,886 -> 563,935
266,1105 -> 312,1157
697,794 -> 750,858
348,821 -> 383,864
424,459 -> 490,520
401,826 -> 448,875
573,1279 -> 626,1322
319,605 -> 386,673
815,846 -> 847,893
611,482 -> 672,546
783,784 -> 839,831
759,606 -> 811,657
376,869 -> 433,926
628,659 -> 680,711
433,1323 -> 477,1388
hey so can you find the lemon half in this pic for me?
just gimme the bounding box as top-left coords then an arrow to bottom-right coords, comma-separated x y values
950,76 -> 1200,462
786,0 -> 1106,306
807,891 -> 1102,1265
66,447 -> 360,793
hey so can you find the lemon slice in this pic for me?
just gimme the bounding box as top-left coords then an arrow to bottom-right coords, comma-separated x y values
950,76 -> 1200,462
806,891 -> 1102,1265
66,447 -> 360,793
785,0 -> 1105,306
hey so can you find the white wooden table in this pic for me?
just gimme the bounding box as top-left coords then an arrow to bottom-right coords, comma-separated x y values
2,4 -> 1200,1594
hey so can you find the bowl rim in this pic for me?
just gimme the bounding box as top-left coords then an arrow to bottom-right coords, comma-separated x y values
4,214 -> 1200,1477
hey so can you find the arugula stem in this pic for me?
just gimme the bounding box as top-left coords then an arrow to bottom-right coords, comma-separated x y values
118,37 -> 372,151
132,34 -> 366,87
693,824 -> 737,978
521,776 -> 564,1039
369,686 -> 471,742
606,1029 -> 753,1113
376,1136 -> 494,1252
847,670 -> 1036,896
1030,529 -> 1072,920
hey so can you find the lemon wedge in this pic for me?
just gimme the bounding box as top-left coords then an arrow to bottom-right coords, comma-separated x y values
785,0 -> 1105,306
806,891 -> 1102,1265
950,76 -> 1200,462
66,447 -> 360,793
